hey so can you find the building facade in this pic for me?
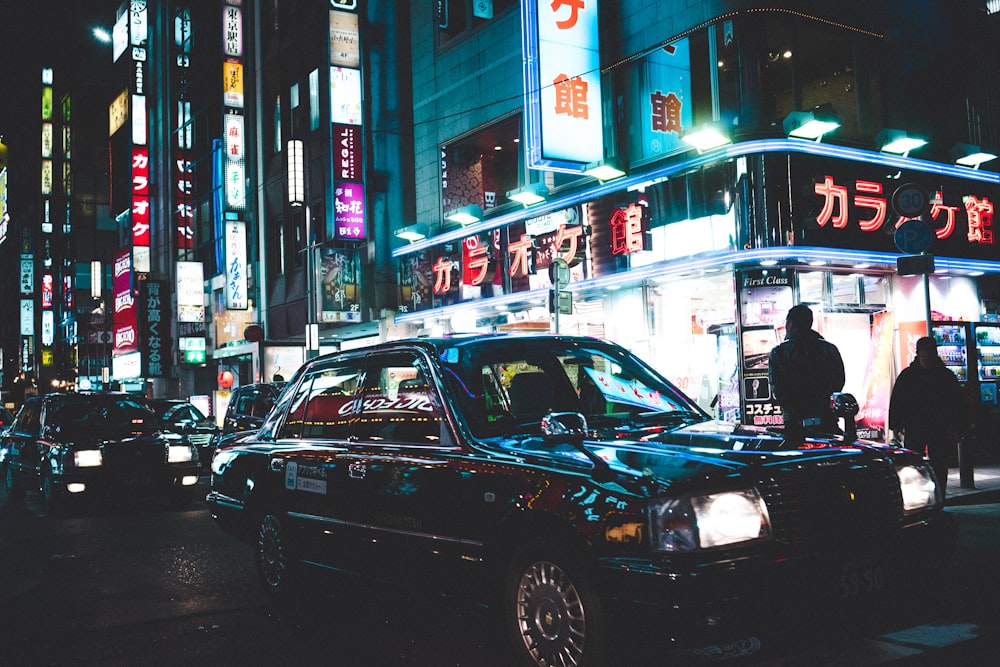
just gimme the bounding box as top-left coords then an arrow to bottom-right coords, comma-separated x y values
391,0 -> 1000,444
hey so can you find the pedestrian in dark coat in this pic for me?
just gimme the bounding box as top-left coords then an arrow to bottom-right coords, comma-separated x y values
889,336 -> 966,495
769,304 -> 846,446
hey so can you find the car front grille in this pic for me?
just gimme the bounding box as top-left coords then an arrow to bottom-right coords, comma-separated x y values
188,433 -> 213,447
757,462 -> 903,547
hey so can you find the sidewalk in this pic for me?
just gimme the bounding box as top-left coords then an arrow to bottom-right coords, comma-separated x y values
943,464 -> 1000,506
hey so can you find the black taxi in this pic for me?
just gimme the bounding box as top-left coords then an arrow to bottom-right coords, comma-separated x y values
3,392 -> 203,512
208,334 -> 956,665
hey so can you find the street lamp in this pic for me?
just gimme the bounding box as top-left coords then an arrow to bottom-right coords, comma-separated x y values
288,139 -> 319,359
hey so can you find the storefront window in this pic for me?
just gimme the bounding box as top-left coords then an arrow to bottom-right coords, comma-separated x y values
831,273 -> 860,305
646,273 -> 737,418
441,114 -> 521,221
798,270 -> 825,303
862,274 -> 889,305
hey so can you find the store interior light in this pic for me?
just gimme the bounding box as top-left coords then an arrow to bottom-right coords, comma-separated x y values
877,129 -> 927,156
395,222 -> 429,243
507,182 -> 549,206
783,105 -> 840,141
682,124 -> 732,152
584,158 -> 626,181
446,204 -> 484,225
951,143 -> 998,169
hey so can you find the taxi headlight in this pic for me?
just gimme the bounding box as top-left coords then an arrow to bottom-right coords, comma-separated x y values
649,489 -> 770,552
896,464 -> 938,511
73,449 -> 103,467
168,444 -> 195,463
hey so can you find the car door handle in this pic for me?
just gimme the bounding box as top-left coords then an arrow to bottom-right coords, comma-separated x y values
348,461 -> 366,480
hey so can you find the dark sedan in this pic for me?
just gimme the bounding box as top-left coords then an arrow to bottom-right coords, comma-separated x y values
208,334 -> 956,665
3,392 -> 203,512
145,398 -> 218,464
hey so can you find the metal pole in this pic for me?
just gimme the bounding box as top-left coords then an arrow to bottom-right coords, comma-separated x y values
923,270 -> 932,336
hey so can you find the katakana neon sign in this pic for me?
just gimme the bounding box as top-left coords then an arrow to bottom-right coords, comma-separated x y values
814,175 -> 993,245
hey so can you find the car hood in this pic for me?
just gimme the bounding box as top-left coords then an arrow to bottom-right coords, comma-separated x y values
503,419 -> 904,496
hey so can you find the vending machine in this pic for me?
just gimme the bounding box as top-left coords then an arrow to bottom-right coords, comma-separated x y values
974,322 -> 1000,406
931,322 -> 969,383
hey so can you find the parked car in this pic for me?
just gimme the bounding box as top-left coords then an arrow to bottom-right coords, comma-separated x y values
212,382 -> 285,449
145,398 -> 217,464
208,334 -> 956,665
0,406 -> 15,465
3,392 -> 203,512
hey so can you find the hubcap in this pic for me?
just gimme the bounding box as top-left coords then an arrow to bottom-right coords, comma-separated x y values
515,560 -> 586,666
257,515 -> 286,588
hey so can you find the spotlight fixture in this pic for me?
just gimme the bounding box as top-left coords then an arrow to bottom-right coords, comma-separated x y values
950,143 -> 998,169
394,222 -> 429,243
682,123 -> 732,152
445,204 -> 484,225
507,182 -> 549,206
783,105 -> 840,142
876,129 -> 927,157
583,159 -> 626,181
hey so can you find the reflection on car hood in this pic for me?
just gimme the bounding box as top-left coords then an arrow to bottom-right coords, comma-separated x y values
502,420 -> 893,495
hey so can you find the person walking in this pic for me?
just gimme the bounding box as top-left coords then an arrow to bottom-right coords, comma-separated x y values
888,336 -> 966,495
769,304 -> 846,446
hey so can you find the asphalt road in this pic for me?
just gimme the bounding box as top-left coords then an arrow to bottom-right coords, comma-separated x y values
2,478 -> 999,666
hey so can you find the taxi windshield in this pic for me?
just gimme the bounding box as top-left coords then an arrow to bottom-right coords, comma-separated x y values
440,338 -> 707,440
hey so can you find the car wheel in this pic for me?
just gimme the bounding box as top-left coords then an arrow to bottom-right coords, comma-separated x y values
256,512 -> 296,595
41,471 -> 66,515
505,542 -> 604,667
4,463 -> 25,500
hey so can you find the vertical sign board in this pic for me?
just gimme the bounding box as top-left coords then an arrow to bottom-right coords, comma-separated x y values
174,7 -> 195,250
141,280 -> 171,378
224,220 -> 248,309
112,248 -> 137,355
130,0 -> 150,274
523,0 -> 604,172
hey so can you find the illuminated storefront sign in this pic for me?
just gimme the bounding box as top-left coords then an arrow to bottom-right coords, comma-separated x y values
609,203 -> 651,255
793,154 -> 1000,260
176,261 -> 205,322
523,0 -> 604,171
628,38 -> 693,165
330,67 -> 362,124
41,274 -> 53,308
20,299 -> 33,336
225,220 -> 248,309
141,280 -> 170,378
112,248 -> 138,357
334,182 -> 365,240
334,124 -> 361,180
223,5 -> 242,58
320,249 -> 361,320
330,10 -> 360,67
223,61 -> 244,108
109,90 -> 128,136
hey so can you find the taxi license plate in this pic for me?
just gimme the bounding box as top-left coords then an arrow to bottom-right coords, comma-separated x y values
837,555 -> 885,599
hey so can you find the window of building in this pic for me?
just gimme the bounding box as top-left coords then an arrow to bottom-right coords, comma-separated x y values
757,15 -> 879,139
290,82 -> 300,136
436,0 -> 518,47
441,113 -> 521,220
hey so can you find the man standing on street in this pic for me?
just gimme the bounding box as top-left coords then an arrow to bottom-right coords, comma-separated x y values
889,336 -> 966,495
769,304 -> 846,446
